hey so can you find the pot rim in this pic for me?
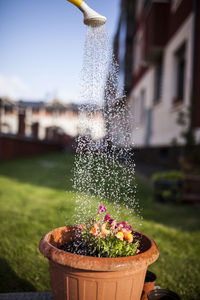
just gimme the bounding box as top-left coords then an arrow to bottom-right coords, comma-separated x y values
39,226 -> 159,271
147,289 -> 181,300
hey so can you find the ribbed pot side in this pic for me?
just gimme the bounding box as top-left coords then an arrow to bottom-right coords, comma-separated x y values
39,226 -> 159,300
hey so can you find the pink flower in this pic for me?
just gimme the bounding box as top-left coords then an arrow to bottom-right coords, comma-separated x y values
125,225 -> 132,230
98,205 -> 107,213
104,214 -> 111,221
119,221 -> 126,228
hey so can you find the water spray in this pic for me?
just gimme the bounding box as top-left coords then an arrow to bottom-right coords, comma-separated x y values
66,0 -> 107,27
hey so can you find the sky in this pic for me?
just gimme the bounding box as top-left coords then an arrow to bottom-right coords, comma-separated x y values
0,0 -> 120,103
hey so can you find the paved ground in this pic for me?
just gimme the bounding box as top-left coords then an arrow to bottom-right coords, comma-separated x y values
0,292 -> 52,300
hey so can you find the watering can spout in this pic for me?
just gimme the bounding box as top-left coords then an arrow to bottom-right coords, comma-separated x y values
66,0 -> 107,27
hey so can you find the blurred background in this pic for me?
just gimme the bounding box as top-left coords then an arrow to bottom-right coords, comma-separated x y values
0,0 -> 200,170
0,0 -> 200,299
0,0 -> 119,155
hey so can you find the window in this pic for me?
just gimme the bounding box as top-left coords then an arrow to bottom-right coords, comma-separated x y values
32,107 -> 40,115
45,107 -> 53,116
154,55 -> 163,104
4,105 -> 13,114
174,43 -> 186,103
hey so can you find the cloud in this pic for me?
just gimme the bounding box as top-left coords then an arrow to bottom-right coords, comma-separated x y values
0,73 -> 31,99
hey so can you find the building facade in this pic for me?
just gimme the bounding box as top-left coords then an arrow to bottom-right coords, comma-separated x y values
0,98 -> 105,141
115,0 -> 200,148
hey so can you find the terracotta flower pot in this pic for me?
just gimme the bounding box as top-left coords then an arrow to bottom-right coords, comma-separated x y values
39,226 -> 159,300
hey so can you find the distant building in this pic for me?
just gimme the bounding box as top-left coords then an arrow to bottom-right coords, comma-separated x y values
114,0 -> 200,147
0,98 -> 105,141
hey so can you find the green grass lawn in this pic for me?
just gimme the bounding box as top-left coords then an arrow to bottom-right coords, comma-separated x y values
0,152 -> 200,299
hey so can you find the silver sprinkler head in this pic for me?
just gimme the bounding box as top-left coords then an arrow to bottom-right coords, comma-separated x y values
80,2 -> 107,27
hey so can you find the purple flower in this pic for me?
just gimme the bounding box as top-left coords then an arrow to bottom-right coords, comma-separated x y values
108,218 -> 114,225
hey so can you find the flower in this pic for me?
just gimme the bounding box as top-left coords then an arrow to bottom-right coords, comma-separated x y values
125,225 -> 132,230
124,233 -> 134,243
116,231 -> 124,241
115,227 -> 134,243
110,219 -> 117,228
89,223 -> 99,236
104,214 -> 111,221
100,223 -> 110,237
98,205 -> 107,213
120,221 -> 126,227
83,205 -> 139,257
121,228 -> 132,235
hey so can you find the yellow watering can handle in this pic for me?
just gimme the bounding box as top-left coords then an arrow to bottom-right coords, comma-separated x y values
66,0 -> 84,8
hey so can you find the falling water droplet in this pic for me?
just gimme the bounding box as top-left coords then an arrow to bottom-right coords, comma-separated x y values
72,25 -> 142,228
